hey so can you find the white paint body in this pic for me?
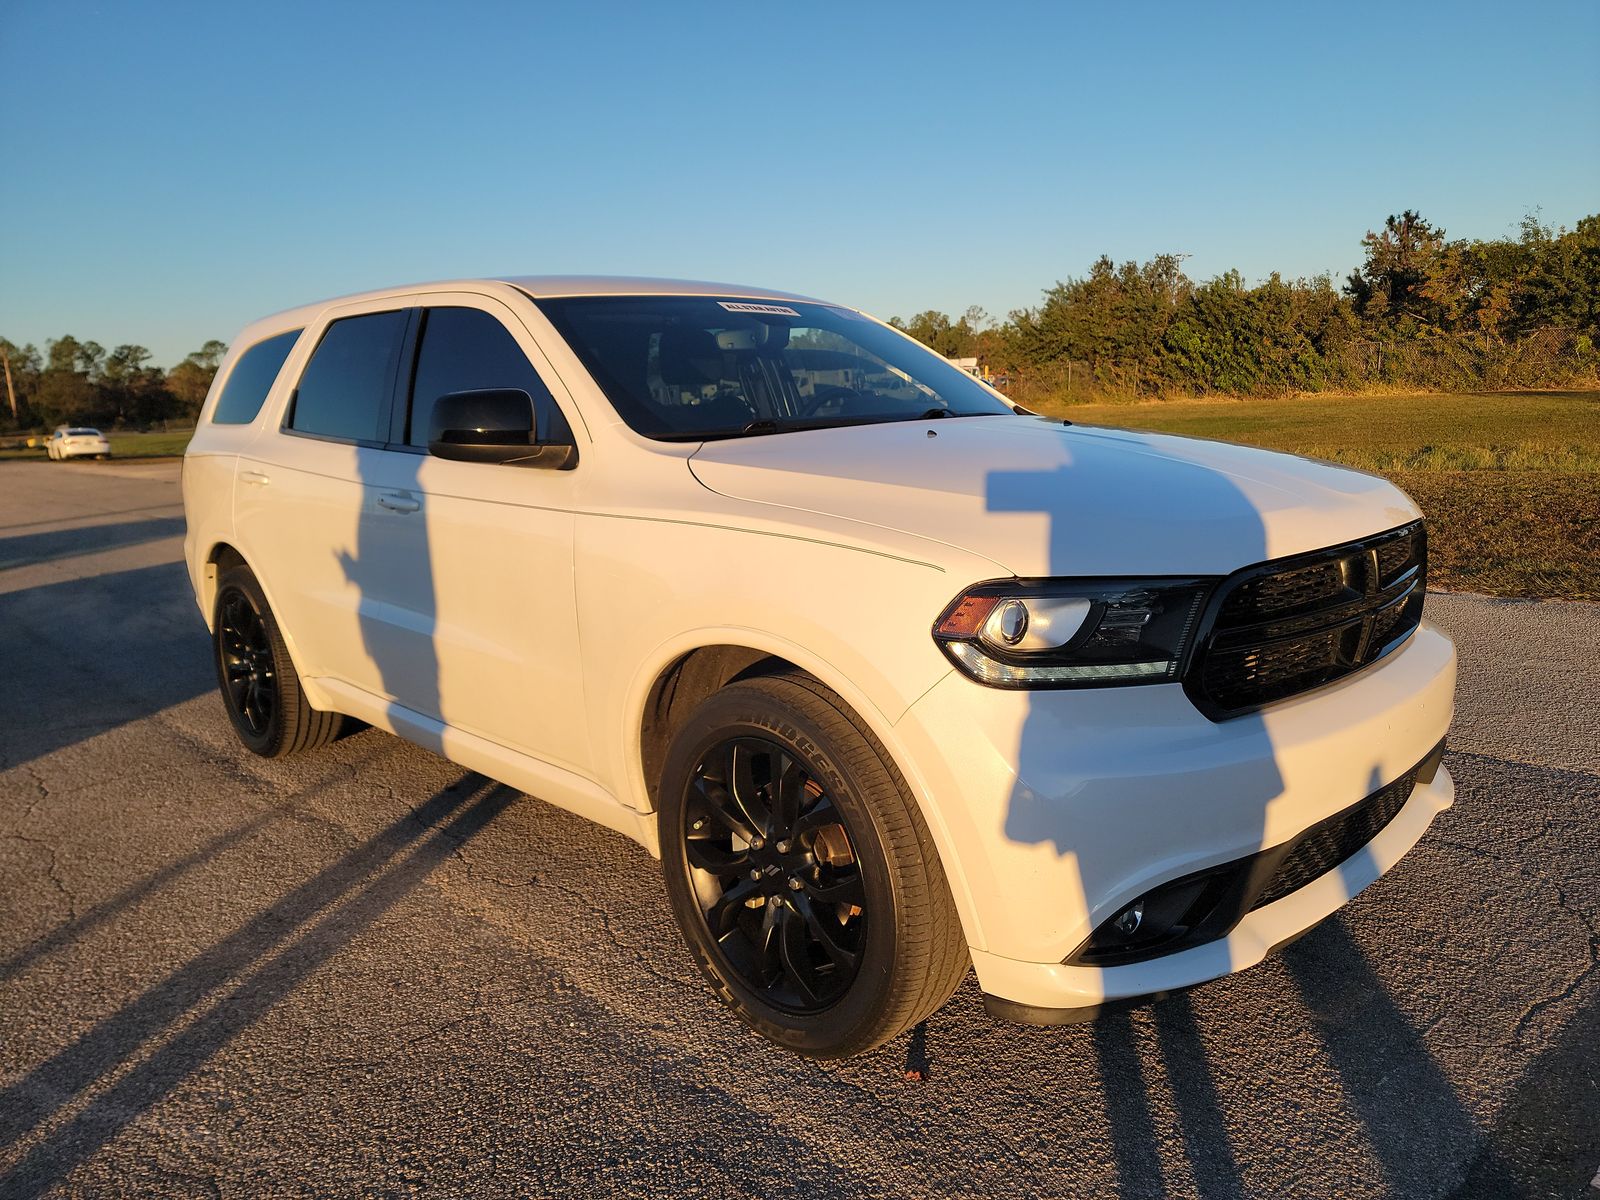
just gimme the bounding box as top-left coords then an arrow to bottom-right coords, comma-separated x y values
182,276 -> 1456,1016
45,426 -> 111,460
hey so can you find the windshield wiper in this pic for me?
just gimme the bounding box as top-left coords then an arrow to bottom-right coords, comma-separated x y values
912,407 -> 993,421
652,419 -> 794,442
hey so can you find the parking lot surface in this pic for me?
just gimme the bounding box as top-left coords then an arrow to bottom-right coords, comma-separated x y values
1,460 -> 1596,1198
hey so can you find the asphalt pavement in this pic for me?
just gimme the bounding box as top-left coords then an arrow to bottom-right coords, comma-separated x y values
1,459 -> 1596,1198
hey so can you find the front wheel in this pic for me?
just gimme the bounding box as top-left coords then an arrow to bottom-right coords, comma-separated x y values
213,564 -> 344,757
659,673 -> 968,1058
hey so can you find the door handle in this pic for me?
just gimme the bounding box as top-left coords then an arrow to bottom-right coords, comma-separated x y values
240,470 -> 271,487
377,491 -> 421,514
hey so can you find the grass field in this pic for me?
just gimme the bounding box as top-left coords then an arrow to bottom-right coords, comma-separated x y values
1040,389 -> 1600,600
0,429 -> 194,460
2,392 -> 1596,599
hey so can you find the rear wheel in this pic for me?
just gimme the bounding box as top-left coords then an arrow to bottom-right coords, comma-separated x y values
659,673 -> 968,1058
213,564 -> 343,757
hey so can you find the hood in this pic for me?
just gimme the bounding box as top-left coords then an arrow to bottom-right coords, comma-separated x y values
687,416 -> 1420,578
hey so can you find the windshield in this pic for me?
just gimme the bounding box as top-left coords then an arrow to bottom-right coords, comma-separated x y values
67,428 -> 101,437
533,295 -> 1013,439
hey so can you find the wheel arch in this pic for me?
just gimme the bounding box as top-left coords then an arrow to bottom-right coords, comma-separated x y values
199,539 -> 336,713
636,643 -> 791,813
198,541 -> 248,622
626,631 -> 982,947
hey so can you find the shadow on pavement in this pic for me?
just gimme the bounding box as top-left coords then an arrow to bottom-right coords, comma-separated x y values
1152,993 -> 1244,1198
1283,918 -> 1519,1197
1451,994 -> 1600,1199
0,773 -> 513,1198
0,516 -> 186,571
0,502 -> 184,536
1091,1008 -> 1171,1194
0,561 -> 210,767
0,810 -> 281,984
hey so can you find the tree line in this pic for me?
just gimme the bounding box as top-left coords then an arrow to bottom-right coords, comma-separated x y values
0,334 -> 227,431
5,208 -> 1596,430
892,210 -> 1600,401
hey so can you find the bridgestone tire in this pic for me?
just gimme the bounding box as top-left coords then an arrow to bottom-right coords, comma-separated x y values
659,672 -> 968,1058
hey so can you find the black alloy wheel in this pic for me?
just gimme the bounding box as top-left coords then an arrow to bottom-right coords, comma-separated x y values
217,587 -> 277,738
211,563 -> 343,758
683,735 -> 868,1013
659,673 -> 969,1058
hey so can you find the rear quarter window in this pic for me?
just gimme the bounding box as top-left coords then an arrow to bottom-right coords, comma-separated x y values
212,330 -> 302,425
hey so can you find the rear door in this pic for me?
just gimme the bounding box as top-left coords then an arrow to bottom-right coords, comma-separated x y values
235,303 -> 413,699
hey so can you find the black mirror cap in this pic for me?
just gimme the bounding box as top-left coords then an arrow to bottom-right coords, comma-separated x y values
427,388 -> 577,469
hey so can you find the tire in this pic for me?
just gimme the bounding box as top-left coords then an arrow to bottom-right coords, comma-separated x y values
659,672 -> 968,1058
212,564 -> 343,757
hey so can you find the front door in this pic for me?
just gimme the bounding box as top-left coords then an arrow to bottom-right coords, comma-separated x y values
358,298 -> 592,778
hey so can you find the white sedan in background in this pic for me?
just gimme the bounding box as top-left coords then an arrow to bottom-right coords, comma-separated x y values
46,426 -> 112,460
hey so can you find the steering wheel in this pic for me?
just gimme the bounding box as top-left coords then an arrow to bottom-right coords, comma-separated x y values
799,385 -> 869,418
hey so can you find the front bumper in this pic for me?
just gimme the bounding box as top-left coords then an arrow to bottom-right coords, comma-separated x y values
891,619 -> 1456,1017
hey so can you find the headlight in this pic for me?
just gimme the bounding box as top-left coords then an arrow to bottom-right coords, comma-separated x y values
932,578 -> 1215,688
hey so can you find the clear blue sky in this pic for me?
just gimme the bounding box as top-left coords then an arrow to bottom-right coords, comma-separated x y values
2,0 -> 1596,367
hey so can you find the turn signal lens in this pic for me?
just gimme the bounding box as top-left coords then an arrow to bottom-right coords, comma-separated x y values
935,594 -> 999,637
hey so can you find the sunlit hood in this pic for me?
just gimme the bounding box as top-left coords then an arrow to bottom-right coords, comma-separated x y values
687,416 -> 1421,577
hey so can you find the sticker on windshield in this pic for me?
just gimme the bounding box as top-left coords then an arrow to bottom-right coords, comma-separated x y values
717,301 -> 801,317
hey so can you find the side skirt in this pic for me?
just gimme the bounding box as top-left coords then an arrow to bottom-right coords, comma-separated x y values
311,677 -> 659,856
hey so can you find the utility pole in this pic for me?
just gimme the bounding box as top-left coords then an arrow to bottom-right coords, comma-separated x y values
1,344 -> 16,423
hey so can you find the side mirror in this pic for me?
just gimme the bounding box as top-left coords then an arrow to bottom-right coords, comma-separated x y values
427,389 -> 576,469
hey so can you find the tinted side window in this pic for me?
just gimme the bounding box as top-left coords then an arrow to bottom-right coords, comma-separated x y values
407,307 -> 571,447
289,311 -> 407,442
212,330 -> 301,425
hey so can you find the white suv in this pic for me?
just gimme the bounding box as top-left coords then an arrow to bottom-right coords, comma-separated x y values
182,277 -> 1456,1057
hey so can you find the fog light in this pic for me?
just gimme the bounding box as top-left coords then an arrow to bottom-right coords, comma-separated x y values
1070,864 -> 1248,966
1113,901 -> 1144,935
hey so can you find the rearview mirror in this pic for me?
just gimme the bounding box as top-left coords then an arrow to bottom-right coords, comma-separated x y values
427,389 -> 576,469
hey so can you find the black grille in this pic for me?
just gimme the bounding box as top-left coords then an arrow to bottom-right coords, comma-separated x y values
1186,522 -> 1426,719
1249,769 -> 1419,911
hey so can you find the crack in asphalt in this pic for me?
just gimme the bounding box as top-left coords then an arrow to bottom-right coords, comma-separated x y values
10,763 -> 52,831
1509,877 -> 1600,1042
1429,829 -> 1600,1044
2,831 -> 79,924
496,869 -> 697,993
